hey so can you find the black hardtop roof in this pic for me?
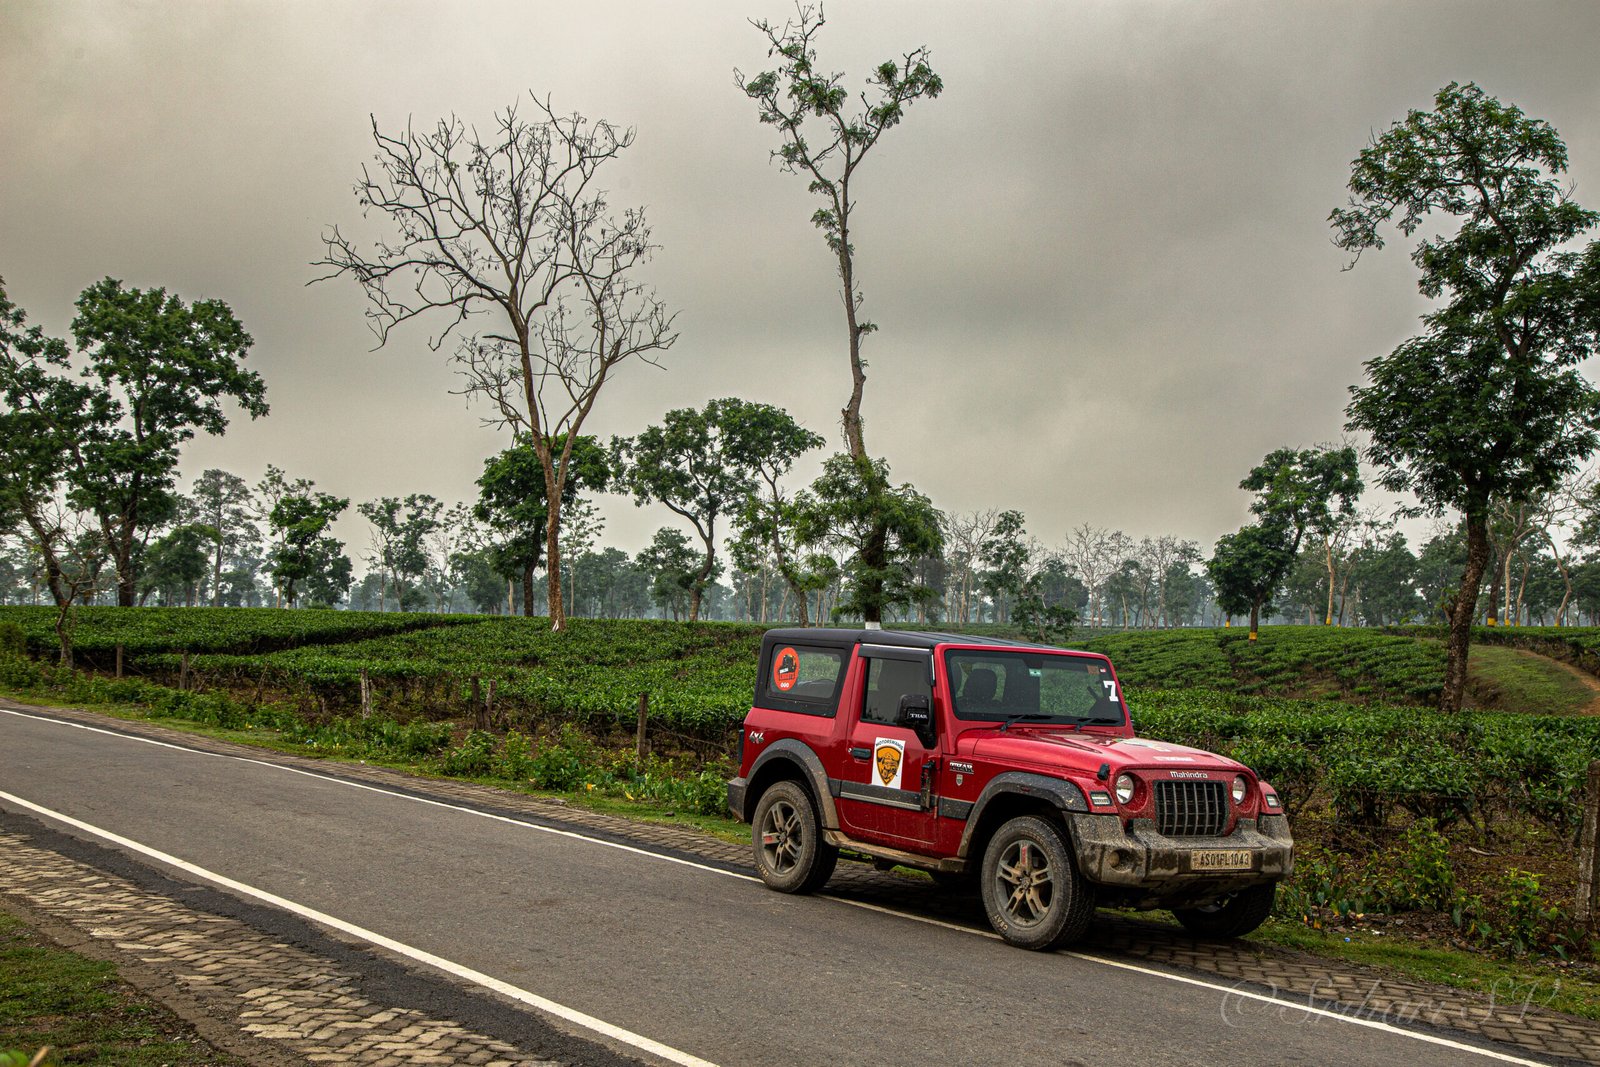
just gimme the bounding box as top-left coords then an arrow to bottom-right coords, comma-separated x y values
761,627 -> 1077,653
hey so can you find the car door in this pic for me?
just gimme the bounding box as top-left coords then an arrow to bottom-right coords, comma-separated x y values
836,646 -> 940,849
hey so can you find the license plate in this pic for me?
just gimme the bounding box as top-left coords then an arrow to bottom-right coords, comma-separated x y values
1190,849 -> 1253,872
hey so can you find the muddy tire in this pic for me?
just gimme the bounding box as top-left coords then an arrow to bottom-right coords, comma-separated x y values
980,815 -> 1096,950
752,780 -> 838,894
1173,884 -> 1276,939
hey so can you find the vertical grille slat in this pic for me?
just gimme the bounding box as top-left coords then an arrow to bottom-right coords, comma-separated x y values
1154,780 -> 1227,836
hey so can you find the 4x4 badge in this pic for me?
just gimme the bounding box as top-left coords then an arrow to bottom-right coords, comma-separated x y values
748,730 -> 766,745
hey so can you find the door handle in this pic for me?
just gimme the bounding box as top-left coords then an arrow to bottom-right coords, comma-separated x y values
849,746 -> 871,760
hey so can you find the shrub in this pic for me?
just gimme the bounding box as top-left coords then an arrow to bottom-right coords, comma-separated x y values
437,730 -> 498,777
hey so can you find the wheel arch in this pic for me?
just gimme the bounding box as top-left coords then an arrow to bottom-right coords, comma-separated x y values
959,772 -> 1089,865
743,739 -> 839,829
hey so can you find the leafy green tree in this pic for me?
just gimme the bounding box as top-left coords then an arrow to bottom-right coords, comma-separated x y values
1101,559 -> 1146,628
1160,561 -> 1207,627
1207,523 -> 1293,636
1241,448 -> 1362,566
1280,548 -> 1328,625
637,527 -> 702,621
572,546 -> 652,619
795,454 -> 942,622
615,398 -> 821,622
358,494 -> 443,611
186,469 -> 257,607
737,7 -> 942,621
268,491 -> 352,607
979,510 -> 1030,624
1350,531 -> 1423,625
1335,83 -> 1600,710
68,279 -> 267,606
0,278 -> 99,618
450,546 -> 509,614
1415,527 -> 1467,625
474,437 -> 608,618
139,523 -> 217,607
1215,446 -> 1362,637
727,403 -> 826,625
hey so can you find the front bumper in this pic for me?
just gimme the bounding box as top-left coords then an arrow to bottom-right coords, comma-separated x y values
1067,812 -> 1293,900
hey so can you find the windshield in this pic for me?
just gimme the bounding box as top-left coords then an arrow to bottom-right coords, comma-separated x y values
945,649 -> 1125,725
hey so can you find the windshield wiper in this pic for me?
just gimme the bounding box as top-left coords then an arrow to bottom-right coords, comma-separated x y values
997,713 -> 1121,733
997,713 -> 1068,732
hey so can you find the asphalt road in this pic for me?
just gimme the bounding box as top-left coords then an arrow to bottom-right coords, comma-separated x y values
0,707 -> 1548,1067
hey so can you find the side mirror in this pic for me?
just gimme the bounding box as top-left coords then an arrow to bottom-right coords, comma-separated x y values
898,693 -> 932,729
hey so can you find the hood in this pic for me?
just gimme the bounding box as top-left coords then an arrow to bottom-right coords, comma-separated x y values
968,731 -> 1244,775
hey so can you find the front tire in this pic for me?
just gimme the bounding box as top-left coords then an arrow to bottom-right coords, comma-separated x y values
980,815 -> 1096,950
1173,884 -> 1276,939
752,780 -> 838,894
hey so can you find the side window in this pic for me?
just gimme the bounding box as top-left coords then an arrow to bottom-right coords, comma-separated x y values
764,644 -> 847,711
862,657 -> 933,726
953,658 -> 1010,712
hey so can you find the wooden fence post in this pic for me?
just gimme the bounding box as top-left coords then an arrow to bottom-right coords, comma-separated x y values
636,692 -> 650,764
114,643 -> 123,679
1577,761 -> 1600,927
484,680 -> 496,731
180,652 -> 190,692
359,670 -> 372,719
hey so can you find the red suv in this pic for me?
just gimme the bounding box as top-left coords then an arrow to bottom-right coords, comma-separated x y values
728,628 -> 1294,949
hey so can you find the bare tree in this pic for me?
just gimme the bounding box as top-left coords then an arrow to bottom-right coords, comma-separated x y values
316,96 -> 676,631
1535,469 -> 1593,626
941,509 -> 997,623
1061,524 -> 1128,628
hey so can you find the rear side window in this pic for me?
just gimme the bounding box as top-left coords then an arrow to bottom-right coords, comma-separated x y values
761,643 -> 848,715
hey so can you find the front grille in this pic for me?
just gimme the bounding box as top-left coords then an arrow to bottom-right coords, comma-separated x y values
1153,780 -> 1228,837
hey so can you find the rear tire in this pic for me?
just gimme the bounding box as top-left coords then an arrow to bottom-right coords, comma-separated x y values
980,815 -> 1096,950
1173,884 -> 1276,939
752,780 -> 838,894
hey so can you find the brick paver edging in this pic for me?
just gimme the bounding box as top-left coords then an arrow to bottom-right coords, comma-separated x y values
5,699 -> 1600,1065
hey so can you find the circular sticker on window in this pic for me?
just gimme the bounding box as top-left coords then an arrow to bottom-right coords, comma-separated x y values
772,646 -> 800,692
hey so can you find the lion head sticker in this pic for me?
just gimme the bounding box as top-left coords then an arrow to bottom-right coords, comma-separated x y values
873,737 -> 906,789
772,646 -> 800,692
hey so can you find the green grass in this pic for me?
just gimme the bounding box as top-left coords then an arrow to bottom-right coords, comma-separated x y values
1248,919 -> 1600,1021
0,911 -> 241,1066
1467,643 -> 1598,715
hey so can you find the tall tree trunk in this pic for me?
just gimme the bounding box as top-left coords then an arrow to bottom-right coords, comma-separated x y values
522,563 -> 536,619
1484,544 -> 1503,625
689,530 -> 716,623
1324,542 -> 1336,625
1248,602 -> 1260,639
1441,512 -> 1491,713
541,459 -> 567,631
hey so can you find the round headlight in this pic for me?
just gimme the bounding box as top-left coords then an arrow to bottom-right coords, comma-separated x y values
1114,773 -> 1136,805
1231,775 -> 1248,804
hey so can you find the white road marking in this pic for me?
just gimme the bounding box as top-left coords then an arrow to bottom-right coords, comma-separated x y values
0,788 -> 720,1067
0,705 -> 1554,1066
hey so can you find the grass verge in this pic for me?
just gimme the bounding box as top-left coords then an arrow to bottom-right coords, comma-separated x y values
1249,919 -> 1600,1021
0,910 -> 241,1066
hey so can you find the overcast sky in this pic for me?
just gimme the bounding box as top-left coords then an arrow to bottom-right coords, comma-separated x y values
5,1 -> 1600,566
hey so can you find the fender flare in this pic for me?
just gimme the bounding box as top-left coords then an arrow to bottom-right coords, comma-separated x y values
957,771 -> 1090,860
745,738 -> 840,829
